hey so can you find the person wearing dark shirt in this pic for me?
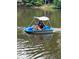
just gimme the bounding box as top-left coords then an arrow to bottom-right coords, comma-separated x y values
37,21 -> 45,28
35,21 -> 45,30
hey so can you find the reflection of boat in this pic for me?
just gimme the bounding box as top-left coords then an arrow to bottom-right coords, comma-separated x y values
24,16 -> 54,34
29,34 -> 53,40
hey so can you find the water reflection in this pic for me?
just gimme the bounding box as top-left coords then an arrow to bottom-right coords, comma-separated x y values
17,29 -> 61,59
17,6 -> 61,28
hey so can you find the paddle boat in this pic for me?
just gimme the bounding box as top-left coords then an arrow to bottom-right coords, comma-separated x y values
24,16 -> 54,34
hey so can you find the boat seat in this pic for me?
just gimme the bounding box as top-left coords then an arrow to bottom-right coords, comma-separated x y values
43,25 -> 50,30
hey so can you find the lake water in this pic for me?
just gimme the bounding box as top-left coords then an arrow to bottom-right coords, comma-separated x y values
17,6 -> 61,59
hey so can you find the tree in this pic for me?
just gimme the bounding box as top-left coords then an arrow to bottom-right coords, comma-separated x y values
53,0 -> 61,8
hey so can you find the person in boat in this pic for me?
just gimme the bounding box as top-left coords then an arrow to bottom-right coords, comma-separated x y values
36,21 -> 45,30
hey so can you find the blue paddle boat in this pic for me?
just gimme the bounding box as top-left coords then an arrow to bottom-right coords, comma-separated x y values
24,16 -> 54,34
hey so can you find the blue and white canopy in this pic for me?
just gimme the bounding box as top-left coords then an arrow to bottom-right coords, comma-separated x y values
34,16 -> 49,21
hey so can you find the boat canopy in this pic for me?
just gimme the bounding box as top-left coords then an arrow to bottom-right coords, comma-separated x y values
34,16 -> 49,21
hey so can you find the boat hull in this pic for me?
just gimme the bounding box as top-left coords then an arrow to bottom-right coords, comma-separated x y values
25,30 -> 53,34
24,25 -> 53,34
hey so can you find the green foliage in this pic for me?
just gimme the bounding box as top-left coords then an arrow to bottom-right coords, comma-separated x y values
22,0 -> 44,6
33,0 -> 44,6
18,0 -> 61,8
53,0 -> 61,8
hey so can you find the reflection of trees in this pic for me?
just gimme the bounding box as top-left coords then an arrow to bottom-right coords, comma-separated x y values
17,30 -> 61,59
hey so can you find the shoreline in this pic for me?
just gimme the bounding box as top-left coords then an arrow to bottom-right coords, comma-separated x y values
17,4 -> 61,11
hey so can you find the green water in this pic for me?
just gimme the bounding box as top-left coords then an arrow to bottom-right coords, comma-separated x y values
17,6 -> 61,59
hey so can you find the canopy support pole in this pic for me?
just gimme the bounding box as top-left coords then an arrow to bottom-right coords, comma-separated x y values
48,20 -> 52,27
28,18 -> 35,27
